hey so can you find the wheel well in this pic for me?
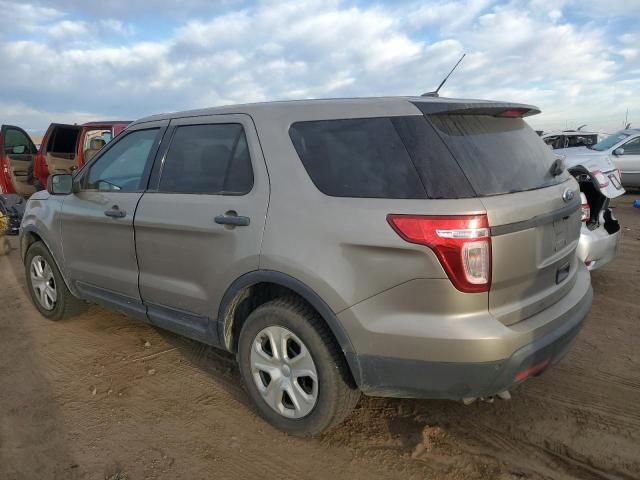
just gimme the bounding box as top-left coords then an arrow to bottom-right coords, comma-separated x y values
20,230 -> 43,259
223,282 -> 339,355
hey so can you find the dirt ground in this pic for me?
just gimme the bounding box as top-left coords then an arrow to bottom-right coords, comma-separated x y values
1,195 -> 639,480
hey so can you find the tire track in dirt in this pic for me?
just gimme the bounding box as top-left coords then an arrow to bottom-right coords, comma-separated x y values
1,194 -> 639,480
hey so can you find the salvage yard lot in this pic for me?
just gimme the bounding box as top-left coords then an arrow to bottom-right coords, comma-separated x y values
1,195 -> 639,480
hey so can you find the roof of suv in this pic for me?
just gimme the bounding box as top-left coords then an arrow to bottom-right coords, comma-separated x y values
131,96 -> 540,127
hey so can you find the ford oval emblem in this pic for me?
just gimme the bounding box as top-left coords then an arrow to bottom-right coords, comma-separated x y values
562,188 -> 575,203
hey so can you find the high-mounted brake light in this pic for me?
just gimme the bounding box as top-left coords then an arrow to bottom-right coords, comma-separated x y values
387,214 -> 491,293
497,108 -> 530,118
590,169 -> 609,188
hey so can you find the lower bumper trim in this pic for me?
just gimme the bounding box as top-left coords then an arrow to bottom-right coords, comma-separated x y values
350,286 -> 592,400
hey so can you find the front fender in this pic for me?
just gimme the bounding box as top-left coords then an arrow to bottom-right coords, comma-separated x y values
20,196 -> 77,296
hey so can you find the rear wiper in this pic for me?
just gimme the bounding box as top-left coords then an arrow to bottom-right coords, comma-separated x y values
549,157 -> 564,177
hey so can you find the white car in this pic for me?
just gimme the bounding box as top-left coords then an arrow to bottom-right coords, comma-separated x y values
552,151 -> 624,271
543,130 -> 602,150
557,129 -> 640,188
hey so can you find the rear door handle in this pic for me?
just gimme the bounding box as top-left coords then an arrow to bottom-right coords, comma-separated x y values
104,205 -> 126,218
215,213 -> 250,227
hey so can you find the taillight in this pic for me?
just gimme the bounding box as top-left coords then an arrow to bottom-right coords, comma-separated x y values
580,192 -> 590,223
387,214 -> 491,293
590,169 -> 609,188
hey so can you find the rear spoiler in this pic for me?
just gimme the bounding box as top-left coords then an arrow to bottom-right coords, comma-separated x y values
411,99 -> 540,118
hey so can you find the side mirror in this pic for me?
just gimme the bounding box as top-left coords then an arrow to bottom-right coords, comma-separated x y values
12,145 -> 26,154
47,174 -> 74,195
613,147 -> 624,156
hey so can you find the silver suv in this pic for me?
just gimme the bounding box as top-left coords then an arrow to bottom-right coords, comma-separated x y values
20,97 -> 593,436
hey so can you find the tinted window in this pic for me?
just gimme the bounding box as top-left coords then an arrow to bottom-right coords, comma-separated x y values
86,128 -> 158,192
159,124 -> 253,194
4,128 -> 35,154
289,118 -> 427,199
427,115 -> 569,196
390,116 -> 474,198
48,127 -> 80,154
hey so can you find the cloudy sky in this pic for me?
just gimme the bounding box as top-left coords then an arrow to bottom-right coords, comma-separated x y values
1,0 -> 638,135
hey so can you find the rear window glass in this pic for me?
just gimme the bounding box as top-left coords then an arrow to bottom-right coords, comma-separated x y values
289,118 -> 427,199
48,127 -> 80,154
159,123 -> 253,195
427,115 -> 569,195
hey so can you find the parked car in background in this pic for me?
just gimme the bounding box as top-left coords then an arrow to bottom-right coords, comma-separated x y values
557,129 -> 640,188
552,142 -> 625,270
21,96 -> 592,436
33,121 -> 130,189
556,154 -> 623,270
0,124 -> 39,197
543,129 -> 601,150
0,193 -> 26,235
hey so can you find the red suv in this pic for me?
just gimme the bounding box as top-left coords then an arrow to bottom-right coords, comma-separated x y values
33,121 -> 130,189
0,121 -> 130,197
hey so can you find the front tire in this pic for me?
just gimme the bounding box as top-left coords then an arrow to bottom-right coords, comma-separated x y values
24,241 -> 85,320
237,297 -> 360,436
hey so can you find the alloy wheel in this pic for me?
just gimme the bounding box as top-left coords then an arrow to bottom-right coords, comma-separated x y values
30,255 -> 57,311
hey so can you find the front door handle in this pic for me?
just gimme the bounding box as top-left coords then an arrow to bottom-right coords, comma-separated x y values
104,205 -> 126,218
215,212 -> 250,227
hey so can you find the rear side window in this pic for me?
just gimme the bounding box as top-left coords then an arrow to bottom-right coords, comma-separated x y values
159,124 -> 253,194
48,127 -> 80,154
428,115 -> 569,196
289,118 -> 427,199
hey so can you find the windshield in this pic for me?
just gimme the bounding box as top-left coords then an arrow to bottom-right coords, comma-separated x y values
591,131 -> 630,151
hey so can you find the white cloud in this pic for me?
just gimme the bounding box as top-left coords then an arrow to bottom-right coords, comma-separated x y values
0,0 -> 637,134
0,1 -> 62,34
48,19 -> 90,40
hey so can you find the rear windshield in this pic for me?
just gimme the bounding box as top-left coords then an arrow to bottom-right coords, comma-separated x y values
428,115 -> 569,196
289,114 -> 567,199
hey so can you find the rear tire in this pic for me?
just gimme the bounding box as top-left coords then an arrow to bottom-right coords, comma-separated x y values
24,241 -> 85,320
237,297 -> 360,436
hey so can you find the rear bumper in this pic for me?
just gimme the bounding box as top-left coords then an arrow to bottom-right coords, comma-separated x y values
576,224 -> 620,271
344,265 -> 593,400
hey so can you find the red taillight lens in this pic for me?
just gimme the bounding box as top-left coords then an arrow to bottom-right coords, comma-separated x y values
590,169 -> 609,188
387,214 -> 491,293
580,192 -> 590,223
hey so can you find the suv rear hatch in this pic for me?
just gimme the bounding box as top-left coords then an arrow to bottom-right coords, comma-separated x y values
289,100 -> 582,326
415,106 -> 581,326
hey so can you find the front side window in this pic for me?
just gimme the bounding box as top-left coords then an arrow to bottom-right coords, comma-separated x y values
622,137 -> 640,155
85,128 -> 158,192
4,128 -> 35,155
158,123 -> 253,194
